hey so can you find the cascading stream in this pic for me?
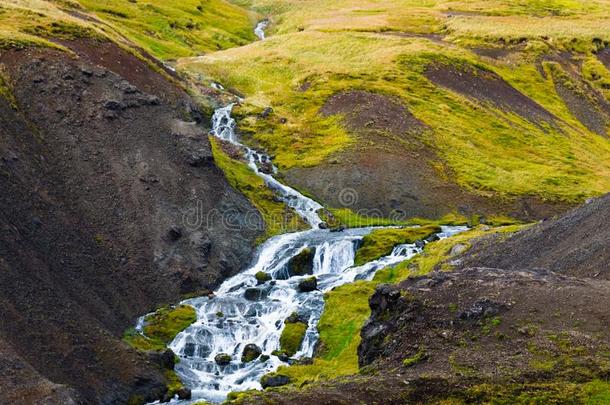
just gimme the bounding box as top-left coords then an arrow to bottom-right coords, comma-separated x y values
153,103 -> 467,403
140,21 -> 467,404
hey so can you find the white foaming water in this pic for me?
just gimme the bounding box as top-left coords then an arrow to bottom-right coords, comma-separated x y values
211,104 -> 323,227
142,95 -> 467,403
254,20 -> 269,40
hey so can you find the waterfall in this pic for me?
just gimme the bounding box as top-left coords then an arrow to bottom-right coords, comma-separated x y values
254,20 -> 269,41
153,101 -> 468,403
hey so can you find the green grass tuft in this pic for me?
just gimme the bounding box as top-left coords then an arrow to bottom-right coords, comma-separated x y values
123,304 -> 196,352
354,225 -> 441,265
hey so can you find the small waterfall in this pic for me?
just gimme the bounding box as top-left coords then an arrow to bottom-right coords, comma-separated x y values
168,101 -> 469,402
254,20 -> 269,40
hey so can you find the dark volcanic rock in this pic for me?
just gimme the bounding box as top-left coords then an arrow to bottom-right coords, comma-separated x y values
459,193 -> 610,279
0,39 -> 262,404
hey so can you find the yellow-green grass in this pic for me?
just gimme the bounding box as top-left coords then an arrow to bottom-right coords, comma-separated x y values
179,27 -> 610,203
233,0 -> 610,38
275,280 -> 376,386
374,224 -> 526,283
210,137 -> 307,241
124,304 -> 197,352
276,225 -> 520,386
354,225 -> 441,265
76,0 -> 257,59
0,0 -> 257,60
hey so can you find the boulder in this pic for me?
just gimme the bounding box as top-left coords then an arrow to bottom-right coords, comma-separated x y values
298,276 -> 317,293
214,353 -> 232,366
176,387 -> 191,400
261,373 -> 291,389
287,248 -> 315,277
255,271 -> 272,285
244,287 -> 266,301
241,343 -> 262,362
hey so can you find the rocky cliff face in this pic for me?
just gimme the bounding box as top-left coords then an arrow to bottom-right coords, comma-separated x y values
0,39 -> 261,403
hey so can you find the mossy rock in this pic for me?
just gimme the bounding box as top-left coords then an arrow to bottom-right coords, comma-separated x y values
214,353 -> 232,366
255,271 -> 271,284
355,225 -> 441,266
287,247 -> 316,277
280,320 -> 308,356
260,373 -> 291,389
123,305 -> 196,353
241,343 -> 262,362
298,276 -> 317,293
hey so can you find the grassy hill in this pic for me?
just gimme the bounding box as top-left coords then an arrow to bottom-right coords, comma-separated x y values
0,0 -> 256,59
178,0 -> 610,218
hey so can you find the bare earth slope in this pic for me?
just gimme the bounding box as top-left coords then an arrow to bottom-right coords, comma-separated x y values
459,193 -> 610,280
0,40 -> 261,404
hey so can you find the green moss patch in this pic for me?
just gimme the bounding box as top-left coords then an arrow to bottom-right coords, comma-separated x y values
123,304 -> 196,352
279,321 -> 308,357
354,225 -> 441,266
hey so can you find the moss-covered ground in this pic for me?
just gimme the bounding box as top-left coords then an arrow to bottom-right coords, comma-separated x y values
0,0 -> 257,59
123,304 -> 197,352
354,225 -> 441,265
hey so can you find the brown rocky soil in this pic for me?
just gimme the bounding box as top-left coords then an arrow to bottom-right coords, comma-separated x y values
285,90 -> 572,221
0,39 -> 261,403
424,63 -> 559,126
459,193 -> 610,280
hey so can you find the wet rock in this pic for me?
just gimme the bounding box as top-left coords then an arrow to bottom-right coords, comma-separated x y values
318,221 -> 329,229
214,353 -> 232,366
244,287 -> 266,301
261,373 -> 291,389
255,271 -> 272,285
458,298 -> 507,320
415,240 -> 425,249
259,161 -> 274,174
176,387 -> 191,400
330,225 -> 346,232
287,247 -> 315,277
285,312 -> 303,323
183,343 -> 196,357
298,276 -> 317,293
241,343 -> 262,362
259,354 -> 270,362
